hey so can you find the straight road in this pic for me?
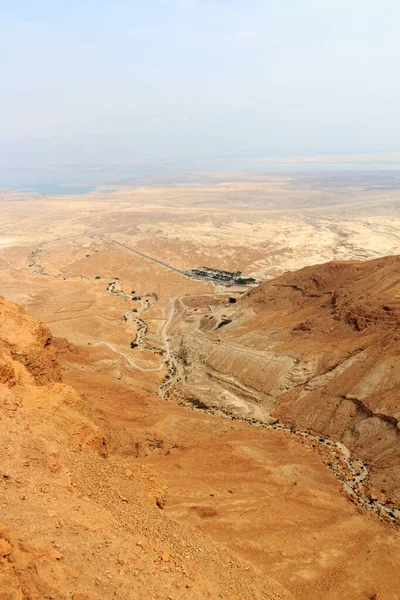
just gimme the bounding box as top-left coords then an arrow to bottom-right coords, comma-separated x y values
108,238 -> 185,275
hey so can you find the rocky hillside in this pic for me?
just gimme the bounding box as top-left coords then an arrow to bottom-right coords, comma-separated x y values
0,296 -> 293,600
174,255 -> 400,503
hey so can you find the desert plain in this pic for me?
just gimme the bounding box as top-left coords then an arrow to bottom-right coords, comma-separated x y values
1,168 -> 400,599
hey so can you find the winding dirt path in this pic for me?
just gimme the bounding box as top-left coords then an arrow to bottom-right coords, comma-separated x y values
102,281 -> 175,373
27,239 -> 175,374
92,300 -> 175,373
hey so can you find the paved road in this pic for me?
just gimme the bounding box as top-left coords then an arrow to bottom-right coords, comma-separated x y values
107,238 -> 185,275
92,235 -> 234,285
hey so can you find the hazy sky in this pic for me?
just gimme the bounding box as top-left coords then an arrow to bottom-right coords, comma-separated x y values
1,0 -> 400,164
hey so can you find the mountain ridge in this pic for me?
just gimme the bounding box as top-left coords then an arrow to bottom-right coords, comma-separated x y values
171,255 -> 400,503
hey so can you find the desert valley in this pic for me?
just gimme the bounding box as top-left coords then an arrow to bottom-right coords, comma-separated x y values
2,168 -> 400,600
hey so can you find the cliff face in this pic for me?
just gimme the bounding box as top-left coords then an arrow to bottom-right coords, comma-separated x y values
0,296 -> 293,600
0,297 -> 61,385
176,256 -> 400,502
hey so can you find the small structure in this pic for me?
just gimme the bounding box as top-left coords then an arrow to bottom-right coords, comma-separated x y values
228,297 -> 237,304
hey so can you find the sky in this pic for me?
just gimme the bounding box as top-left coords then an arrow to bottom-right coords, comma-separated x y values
1,0 -> 400,165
